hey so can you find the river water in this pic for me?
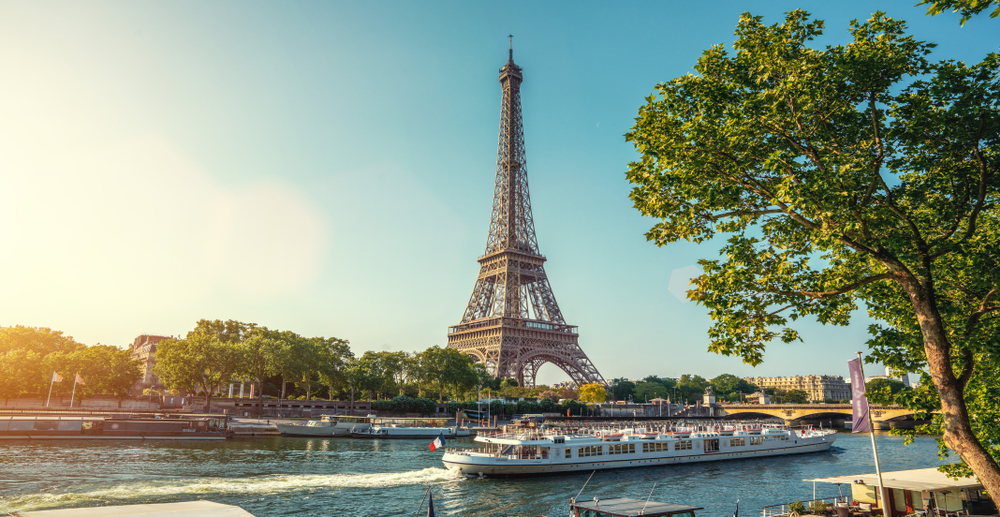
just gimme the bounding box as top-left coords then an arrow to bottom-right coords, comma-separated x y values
0,431 -> 946,516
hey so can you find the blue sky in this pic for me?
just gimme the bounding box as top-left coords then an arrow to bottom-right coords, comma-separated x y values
0,1 -> 995,385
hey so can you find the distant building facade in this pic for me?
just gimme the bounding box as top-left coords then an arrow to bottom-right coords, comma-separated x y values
743,375 -> 851,402
130,334 -> 172,392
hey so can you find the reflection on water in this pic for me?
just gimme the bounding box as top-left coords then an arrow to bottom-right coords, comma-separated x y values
0,431 -> 946,516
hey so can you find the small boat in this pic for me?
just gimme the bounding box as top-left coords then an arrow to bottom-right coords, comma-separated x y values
351,424 -> 471,439
559,497 -> 703,517
0,415 -> 230,440
275,414 -> 377,437
442,423 -> 837,477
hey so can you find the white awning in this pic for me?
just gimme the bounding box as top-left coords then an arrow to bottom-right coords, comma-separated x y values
805,467 -> 981,492
16,500 -> 257,517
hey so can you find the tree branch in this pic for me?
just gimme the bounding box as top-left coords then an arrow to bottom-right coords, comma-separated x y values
711,209 -> 785,220
962,112 -> 990,242
957,347 -> 975,392
860,93 -> 886,208
965,288 -> 1000,337
766,273 -> 894,299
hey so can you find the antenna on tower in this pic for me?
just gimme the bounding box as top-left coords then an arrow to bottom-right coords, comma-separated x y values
508,34 -> 513,60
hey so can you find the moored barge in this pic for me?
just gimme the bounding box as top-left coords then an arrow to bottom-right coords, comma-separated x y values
0,415 -> 230,440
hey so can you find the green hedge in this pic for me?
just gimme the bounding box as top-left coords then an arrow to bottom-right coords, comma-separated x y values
371,395 -> 437,416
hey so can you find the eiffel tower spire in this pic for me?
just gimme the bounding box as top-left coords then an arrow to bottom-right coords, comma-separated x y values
447,45 -> 604,388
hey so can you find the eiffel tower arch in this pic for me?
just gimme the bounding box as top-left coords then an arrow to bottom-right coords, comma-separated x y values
447,41 -> 605,388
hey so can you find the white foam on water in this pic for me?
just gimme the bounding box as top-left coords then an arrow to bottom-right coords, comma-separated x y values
1,467 -> 463,513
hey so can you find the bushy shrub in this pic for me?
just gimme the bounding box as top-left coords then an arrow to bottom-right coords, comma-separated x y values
789,501 -> 806,515
414,397 -> 437,416
515,400 -> 536,415
809,500 -> 828,515
489,399 -> 505,416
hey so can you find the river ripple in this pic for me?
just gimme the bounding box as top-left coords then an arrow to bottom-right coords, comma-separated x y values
0,431 -> 946,516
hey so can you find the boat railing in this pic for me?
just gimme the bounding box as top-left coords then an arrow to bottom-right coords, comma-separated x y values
761,497 -> 850,517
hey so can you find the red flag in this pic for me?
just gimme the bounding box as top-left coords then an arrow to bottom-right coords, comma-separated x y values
75,373 -> 86,385
52,372 -> 63,383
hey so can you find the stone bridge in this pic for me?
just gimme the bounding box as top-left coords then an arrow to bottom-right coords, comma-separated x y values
719,404 -> 932,430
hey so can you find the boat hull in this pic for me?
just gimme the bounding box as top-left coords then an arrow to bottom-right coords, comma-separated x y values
351,426 -> 465,439
275,423 -> 370,437
443,435 -> 835,477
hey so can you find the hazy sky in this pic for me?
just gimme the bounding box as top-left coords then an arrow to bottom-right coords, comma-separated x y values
0,1 -> 995,385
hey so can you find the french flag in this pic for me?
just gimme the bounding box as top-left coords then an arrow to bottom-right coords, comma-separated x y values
429,433 -> 446,452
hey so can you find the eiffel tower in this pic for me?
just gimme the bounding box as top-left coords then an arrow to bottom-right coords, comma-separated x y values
447,41 -> 604,388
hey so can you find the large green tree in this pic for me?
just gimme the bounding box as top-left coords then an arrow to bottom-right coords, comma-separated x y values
626,10 -> 999,498
610,377 -> 636,401
72,345 -> 142,406
237,326 -> 284,416
315,337 -> 353,401
155,333 -> 240,412
418,346 -> 478,402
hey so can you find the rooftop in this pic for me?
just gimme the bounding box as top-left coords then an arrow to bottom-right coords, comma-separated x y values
806,466 -> 980,492
572,497 -> 703,517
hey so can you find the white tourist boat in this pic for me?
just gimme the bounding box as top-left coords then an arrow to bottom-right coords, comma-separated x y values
274,415 -> 377,437
441,424 -> 837,477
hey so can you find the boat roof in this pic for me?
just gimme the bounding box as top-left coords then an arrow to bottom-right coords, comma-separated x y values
805,467 -> 981,492
573,497 -> 702,517
14,500 -> 257,517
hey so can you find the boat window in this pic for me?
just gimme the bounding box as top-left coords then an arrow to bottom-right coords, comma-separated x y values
9,421 -> 34,431
33,420 -> 59,431
57,421 -> 83,431
674,440 -> 692,450
566,447 -> 572,458
730,438 -> 745,447
671,512 -> 693,517
704,439 -> 720,453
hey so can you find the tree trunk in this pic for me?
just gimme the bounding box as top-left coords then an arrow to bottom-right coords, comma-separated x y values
901,273 -> 1000,507
350,387 -> 355,416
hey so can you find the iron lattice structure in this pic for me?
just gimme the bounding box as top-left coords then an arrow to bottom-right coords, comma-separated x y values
447,46 -> 604,388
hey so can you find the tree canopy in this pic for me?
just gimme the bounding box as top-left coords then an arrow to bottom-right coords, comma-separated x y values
578,383 -> 608,403
0,326 -> 139,404
917,0 -> 999,25
626,10 -> 1000,500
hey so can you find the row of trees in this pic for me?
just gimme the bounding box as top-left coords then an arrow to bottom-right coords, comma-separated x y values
153,319 -> 492,412
610,374 -> 757,404
0,326 -> 141,404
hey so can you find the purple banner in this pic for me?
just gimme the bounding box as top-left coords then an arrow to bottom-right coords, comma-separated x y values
848,358 -> 871,433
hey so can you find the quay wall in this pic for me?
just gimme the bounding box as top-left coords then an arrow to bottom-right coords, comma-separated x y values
0,396 -> 454,418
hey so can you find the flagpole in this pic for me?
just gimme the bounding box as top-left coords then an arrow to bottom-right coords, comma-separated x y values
46,373 -> 55,408
70,371 -> 79,409
857,352 -> 890,517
